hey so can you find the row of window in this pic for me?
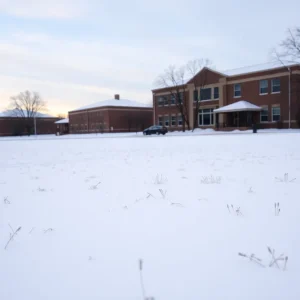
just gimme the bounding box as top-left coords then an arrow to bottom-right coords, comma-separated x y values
158,115 -> 183,127
234,78 -> 281,98
260,106 -> 280,122
194,88 -> 219,101
157,93 -> 183,107
157,78 -> 282,106
158,109 -> 215,127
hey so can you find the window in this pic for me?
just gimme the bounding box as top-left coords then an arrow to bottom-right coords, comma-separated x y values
163,97 -> 169,106
272,106 -> 280,122
158,116 -> 163,126
234,84 -> 241,97
200,88 -> 211,101
171,116 -> 176,126
213,87 -> 219,99
178,114 -> 183,126
158,97 -> 163,106
259,80 -> 268,94
271,79 -> 281,93
260,107 -> 268,122
178,92 -> 184,104
198,109 -> 214,126
170,95 -> 176,105
164,115 -> 169,127
193,90 -> 198,101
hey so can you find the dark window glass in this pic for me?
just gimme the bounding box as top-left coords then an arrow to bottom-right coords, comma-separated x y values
200,88 -> 211,101
214,87 -> 219,99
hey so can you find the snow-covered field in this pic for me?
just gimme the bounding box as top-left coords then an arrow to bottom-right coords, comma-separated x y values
1,132 -> 300,300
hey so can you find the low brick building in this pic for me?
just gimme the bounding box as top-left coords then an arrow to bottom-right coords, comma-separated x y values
69,95 -> 153,134
0,111 -> 59,136
153,62 -> 300,130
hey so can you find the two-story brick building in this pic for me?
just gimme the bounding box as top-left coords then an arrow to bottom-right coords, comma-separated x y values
152,62 -> 300,130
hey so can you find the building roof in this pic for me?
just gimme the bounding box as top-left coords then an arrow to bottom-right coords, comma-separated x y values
70,98 -> 152,112
213,101 -> 262,113
222,61 -> 299,77
0,110 -> 55,118
55,118 -> 69,124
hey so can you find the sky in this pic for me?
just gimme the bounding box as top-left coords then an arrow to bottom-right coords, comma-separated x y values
0,0 -> 299,116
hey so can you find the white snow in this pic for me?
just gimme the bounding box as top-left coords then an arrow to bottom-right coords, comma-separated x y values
1,131 -> 300,300
214,100 -> 262,113
55,118 -> 69,124
223,61 -> 299,77
70,99 -> 152,112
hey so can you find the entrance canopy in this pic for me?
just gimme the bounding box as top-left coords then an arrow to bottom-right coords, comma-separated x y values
55,118 -> 69,124
214,101 -> 262,113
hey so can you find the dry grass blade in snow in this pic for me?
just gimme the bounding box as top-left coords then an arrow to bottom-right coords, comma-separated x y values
201,175 -> 221,184
154,174 -> 167,184
4,225 -> 21,250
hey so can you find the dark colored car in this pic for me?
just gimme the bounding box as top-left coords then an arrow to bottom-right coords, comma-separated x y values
143,125 -> 168,135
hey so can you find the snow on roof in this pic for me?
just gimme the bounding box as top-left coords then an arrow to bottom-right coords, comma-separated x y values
214,101 -> 262,113
55,118 -> 69,124
222,61 -> 299,77
70,98 -> 152,112
0,110 -> 55,118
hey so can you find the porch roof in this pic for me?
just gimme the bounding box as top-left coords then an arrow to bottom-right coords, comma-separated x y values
213,101 -> 262,113
55,118 -> 69,124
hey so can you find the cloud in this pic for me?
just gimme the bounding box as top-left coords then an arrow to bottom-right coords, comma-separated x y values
0,0 -> 86,19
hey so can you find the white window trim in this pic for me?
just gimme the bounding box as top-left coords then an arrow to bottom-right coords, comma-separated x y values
234,84 -> 241,98
259,80 -> 268,95
271,79 -> 281,94
260,106 -> 268,123
198,109 -> 214,126
171,115 -> 176,127
177,114 -> 183,127
164,115 -> 170,127
200,99 -> 216,103
200,88 -> 212,101
213,87 -> 219,100
271,106 -> 280,122
158,115 -> 163,126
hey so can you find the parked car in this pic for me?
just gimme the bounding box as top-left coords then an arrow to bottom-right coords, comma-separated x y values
143,125 -> 168,135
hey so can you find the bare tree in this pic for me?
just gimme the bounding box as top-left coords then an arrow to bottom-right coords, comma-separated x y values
186,59 -> 212,130
10,90 -> 47,118
156,59 -> 211,131
8,91 -> 47,135
156,65 -> 190,131
279,28 -> 300,61
57,113 -> 67,119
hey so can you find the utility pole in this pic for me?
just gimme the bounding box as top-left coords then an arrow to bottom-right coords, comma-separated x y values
34,114 -> 37,136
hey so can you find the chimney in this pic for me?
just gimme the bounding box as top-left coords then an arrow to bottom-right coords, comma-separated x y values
114,94 -> 120,100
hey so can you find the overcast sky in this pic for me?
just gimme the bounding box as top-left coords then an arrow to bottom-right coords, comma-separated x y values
0,0 -> 299,115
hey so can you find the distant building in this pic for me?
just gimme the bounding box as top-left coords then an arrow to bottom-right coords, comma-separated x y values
152,62 -> 300,130
68,94 -> 153,134
0,110 -> 59,136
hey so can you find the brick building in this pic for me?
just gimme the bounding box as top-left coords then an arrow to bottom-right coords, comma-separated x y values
0,111 -> 59,136
152,62 -> 300,130
69,94 -> 153,134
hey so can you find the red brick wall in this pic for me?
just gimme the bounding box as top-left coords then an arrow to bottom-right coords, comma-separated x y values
154,91 -> 190,130
0,117 -> 58,136
69,107 -> 153,133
